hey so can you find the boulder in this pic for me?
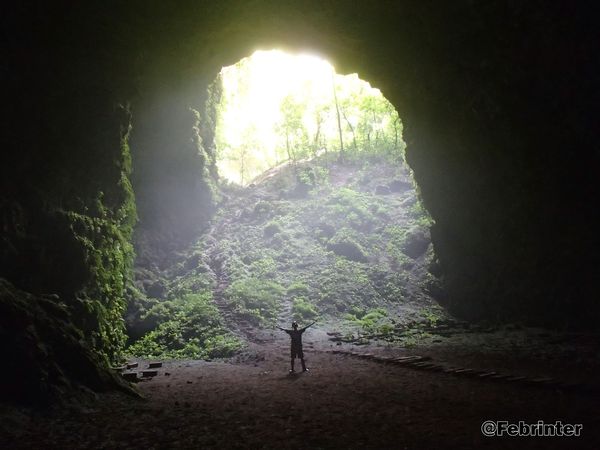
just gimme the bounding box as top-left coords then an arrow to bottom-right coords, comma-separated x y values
389,179 -> 412,192
327,240 -> 368,263
375,185 -> 391,195
146,280 -> 167,299
317,223 -> 336,239
402,229 -> 430,258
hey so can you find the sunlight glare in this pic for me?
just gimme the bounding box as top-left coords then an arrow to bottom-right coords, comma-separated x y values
216,49 -> 393,185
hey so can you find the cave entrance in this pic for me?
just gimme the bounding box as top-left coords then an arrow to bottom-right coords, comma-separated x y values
126,50 -> 442,360
213,50 -> 406,185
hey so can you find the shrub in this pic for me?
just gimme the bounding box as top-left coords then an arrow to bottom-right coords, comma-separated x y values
287,281 -> 310,297
126,292 -> 241,359
344,307 -> 389,333
298,166 -> 329,188
326,188 -> 374,229
254,200 -> 271,216
248,257 -> 277,278
291,297 -> 319,321
264,221 -> 282,237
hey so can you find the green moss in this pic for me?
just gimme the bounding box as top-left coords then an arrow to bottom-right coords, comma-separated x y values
225,277 -> 285,325
247,257 -> 277,278
325,188 -> 375,230
327,228 -> 368,262
344,307 -> 390,334
287,281 -> 310,297
264,221 -> 282,237
57,120 -> 137,364
253,200 -> 272,217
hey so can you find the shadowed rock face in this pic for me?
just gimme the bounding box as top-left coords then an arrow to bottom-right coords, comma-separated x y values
0,0 -> 598,401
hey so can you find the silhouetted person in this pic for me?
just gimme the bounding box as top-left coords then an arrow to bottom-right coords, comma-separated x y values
277,321 -> 316,373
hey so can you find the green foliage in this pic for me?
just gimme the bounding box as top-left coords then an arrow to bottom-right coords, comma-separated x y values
327,229 -> 368,262
254,200 -> 271,216
384,225 -> 410,268
168,270 -> 215,299
316,258 -> 379,313
214,51 -> 407,185
287,281 -> 310,297
410,201 -> 434,227
419,307 -> 444,327
326,188 -> 375,230
344,308 -> 390,333
64,133 -> 136,364
247,257 -> 277,278
297,165 -> 329,189
264,221 -> 282,237
127,293 -> 241,359
225,278 -> 285,325
291,297 -> 319,321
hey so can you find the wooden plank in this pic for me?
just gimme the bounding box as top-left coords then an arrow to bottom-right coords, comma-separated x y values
122,372 -> 138,382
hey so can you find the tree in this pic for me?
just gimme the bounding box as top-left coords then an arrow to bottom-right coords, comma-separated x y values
331,71 -> 345,162
276,95 -> 309,165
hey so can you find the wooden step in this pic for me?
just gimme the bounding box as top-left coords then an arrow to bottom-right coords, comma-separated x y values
122,372 -> 138,382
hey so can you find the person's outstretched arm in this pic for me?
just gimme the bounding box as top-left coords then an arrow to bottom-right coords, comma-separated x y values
276,326 -> 287,332
302,321 -> 317,331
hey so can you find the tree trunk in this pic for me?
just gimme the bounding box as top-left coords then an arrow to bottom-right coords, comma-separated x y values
313,117 -> 321,158
332,72 -> 344,162
341,109 -> 357,151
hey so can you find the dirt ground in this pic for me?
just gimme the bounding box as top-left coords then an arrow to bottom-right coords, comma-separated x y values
3,328 -> 599,450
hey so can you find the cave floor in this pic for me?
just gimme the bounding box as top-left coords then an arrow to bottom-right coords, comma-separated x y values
4,330 -> 600,450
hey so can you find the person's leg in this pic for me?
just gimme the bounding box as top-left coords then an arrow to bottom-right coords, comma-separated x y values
290,356 -> 295,372
300,357 -> 307,372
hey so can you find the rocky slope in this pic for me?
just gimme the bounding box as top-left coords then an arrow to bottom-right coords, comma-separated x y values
127,158 -> 444,358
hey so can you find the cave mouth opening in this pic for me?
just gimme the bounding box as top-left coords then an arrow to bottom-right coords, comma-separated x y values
212,49 -> 407,186
124,50 -> 443,361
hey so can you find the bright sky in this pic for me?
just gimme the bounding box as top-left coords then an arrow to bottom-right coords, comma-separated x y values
219,50 -> 334,151
216,50 -> 386,184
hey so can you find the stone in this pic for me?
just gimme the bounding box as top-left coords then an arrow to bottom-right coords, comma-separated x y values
148,361 -> 163,368
327,241 -> 368,263
389,179 -> 412,193
506,376 -> 527,382
402,230 -> 430,259
317,223 -> 336,239
122,372 -> 139,382
375,185 -> 391,195
146,280 -> 167,299
478,372 -> 497,378
141,370 -> 158,377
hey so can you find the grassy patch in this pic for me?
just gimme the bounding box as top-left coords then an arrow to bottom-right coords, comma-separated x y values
344,307 -> 390,334
291,297 -> 320,321
225,277 -> 285,325
325,188 -> 375,231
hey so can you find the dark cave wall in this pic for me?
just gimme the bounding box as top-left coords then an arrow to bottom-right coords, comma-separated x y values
129,93 -> 217,269
1,2 -> 138,366
127,0 -> 600,325
1,0 -> 599,401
